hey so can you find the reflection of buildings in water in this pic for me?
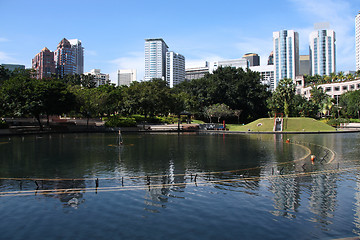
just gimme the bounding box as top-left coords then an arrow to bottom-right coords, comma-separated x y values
38,180 -> 86,209
268,177 -> 301,218
352,178 -> 360,234
308,174 -> 337,228
143,159 -> 186,213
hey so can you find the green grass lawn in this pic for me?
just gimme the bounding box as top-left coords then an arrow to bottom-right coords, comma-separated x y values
227,117 -> 336,132
191,119 -> 205,124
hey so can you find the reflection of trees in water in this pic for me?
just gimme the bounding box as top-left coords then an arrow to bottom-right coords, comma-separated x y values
308,174 -> 337,229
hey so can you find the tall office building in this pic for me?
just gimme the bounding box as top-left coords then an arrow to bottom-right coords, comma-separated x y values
118,69 -> 137,86
273,30 -> 299,89
268,51 -> 274,65
68,39 -> 84,74
32,47 -> 55,79
309,29 -> 336,76
356,12 -> 360,71
144,38 -> 168,81
243,53 -> 260,66
166,52 -> 185,88
54,38 -> 76,77
299,55 -> 311,76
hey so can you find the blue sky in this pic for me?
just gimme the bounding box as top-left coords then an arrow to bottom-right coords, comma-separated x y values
0,0 -> 359,83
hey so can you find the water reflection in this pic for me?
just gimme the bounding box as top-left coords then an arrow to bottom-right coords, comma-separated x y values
308,173 -> 338,229
269,176 -> 301,218
2,132 -> 360,239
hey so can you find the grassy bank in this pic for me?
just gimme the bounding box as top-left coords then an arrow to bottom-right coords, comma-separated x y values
227,117 -> 336,132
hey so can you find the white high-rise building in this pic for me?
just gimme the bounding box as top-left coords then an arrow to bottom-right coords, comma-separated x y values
144,38 -> 168,81
309,29 -> 336,76
273,30 -> 299,89
166,52 -> 185,88
118,69 -> 137,86
84,69 -> 109,87
356,12 -> 360,71
250,65 -> 275,91
68,39 -> 84,74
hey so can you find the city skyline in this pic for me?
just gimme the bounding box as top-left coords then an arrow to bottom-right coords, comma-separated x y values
0,0 -> 359,83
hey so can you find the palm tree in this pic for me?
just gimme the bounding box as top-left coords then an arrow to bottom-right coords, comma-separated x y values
330,72 -> 337,83
346,73 -> 354,82
337,71 -> 345,82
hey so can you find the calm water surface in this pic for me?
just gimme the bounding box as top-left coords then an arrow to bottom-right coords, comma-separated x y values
0,132 -> 360,239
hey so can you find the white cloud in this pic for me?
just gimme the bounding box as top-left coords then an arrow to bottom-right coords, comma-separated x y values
290,0 -> 356,71
0,51 -> 16,63
185,54 -> 226,68
85,49 -> 97,56
109,51 -> 144,83
0,37 -> 9,42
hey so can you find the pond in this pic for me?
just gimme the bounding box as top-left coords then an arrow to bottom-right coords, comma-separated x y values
0,132 -> 360,239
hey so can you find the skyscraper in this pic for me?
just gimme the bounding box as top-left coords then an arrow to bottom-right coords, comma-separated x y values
32,47 -> 55,79
299,55 -> 311,76
144,38 -> 168,81
356,12 -> 360,71
54,38 -> 76,77
242,53 -> 260,66
273,30 -> 299,89
68,39 -> 84,74
309,29 -> 336,76
118,69 -> 137,86
166,51 -> 185,88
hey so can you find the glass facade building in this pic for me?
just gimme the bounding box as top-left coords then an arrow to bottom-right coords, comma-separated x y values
309,29 -> 336,76
54,38 -> 76,77
356,12 -> 360,71
68,39 -> 84,74
144,38 -> 168,81
273,30 -> 299,89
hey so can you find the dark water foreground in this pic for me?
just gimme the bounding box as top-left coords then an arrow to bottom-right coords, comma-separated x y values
0,132 -> 360,239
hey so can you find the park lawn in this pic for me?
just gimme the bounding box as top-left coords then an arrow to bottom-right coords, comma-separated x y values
191,119 -> 205,124
227,117 -> 336,132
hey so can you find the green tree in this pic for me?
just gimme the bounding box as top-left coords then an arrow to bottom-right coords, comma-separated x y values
70,86 -> 100,126
268,78 -> 295,117
126,79 -> 172,119
309,86 -> 332,117
339,90 -> 360,119
174,66 -> 270,122
0,65 -> 11,85
204,103 -> 233,123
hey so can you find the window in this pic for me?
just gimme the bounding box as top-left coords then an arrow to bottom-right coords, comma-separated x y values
334,86 -> 340,91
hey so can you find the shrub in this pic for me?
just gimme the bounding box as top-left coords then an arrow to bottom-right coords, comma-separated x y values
105,117 -> 137,127
0,120 -> 8,129
326,118 -> 349,127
